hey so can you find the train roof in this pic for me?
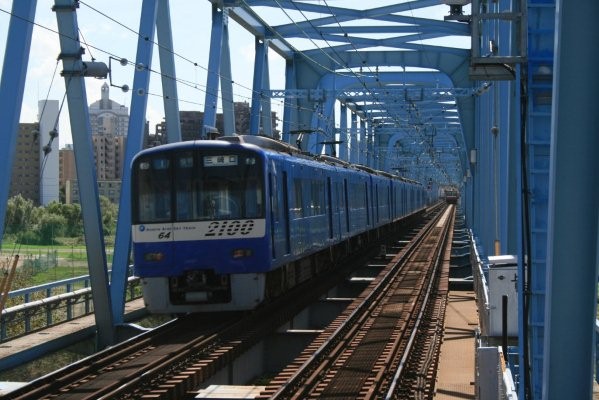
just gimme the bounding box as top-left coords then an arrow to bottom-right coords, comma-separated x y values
219,134 -> 302,156
135,135 -> 422,185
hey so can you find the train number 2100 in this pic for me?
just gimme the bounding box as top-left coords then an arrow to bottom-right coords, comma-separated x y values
205,220 -> 255,237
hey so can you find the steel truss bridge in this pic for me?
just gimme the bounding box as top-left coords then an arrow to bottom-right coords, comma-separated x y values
1,1 -> 598,399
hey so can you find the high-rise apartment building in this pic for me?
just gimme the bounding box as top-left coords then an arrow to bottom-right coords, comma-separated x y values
39,100 -> 60,205
9,100 -> 60,206
151,102 -> 278,147
10,123 -> 40,204
89,83 -> 129,136
63,83 -> 130,204
92,134 -> 126,180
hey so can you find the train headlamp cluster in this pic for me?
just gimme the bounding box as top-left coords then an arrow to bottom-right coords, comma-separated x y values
144,252 -> 165,262
232,248 -> 253,259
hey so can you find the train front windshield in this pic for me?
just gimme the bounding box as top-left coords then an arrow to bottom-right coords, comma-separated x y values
134,149 -> 264,224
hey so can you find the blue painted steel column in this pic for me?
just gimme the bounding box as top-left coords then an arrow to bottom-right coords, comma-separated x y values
350,113 -> 358,163
110,0 -> 158,324
219,18 -> 235,136
53,0 -> 114,348
359,119 -> 366,165
309,97 -> 335,155
543,2 -> 599,398
250,39 -> 266,135
204,4 -> 224,136
366,122 -> 374,168
281,59 -> 296,143
0,0 -> 37,245
156,0 -> 181,143
260,44 -> 273,137
512,63 -> 528,400
339,104 -> 348,160
527,1 -> 555,396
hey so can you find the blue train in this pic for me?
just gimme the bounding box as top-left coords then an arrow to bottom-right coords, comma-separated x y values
131,135 -> 430,313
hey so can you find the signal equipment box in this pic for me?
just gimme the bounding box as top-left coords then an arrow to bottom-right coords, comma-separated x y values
487,255 -> 518,337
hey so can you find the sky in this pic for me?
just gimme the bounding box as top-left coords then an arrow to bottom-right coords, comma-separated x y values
0,0 -> 287,148
0,1 -> 459,149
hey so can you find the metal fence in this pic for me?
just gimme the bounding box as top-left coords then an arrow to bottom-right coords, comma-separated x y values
0,273 -> 141,342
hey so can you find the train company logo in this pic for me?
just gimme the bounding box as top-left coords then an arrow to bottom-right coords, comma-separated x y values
139,225 -> 146,232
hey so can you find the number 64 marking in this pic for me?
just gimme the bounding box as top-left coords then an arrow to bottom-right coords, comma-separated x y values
158,231 -> 171,240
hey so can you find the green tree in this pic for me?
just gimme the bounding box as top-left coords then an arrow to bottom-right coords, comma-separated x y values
46,201 -> 83,237
4,195 -> 37,235
99,195 -> 118,235
36,212 -> 66,245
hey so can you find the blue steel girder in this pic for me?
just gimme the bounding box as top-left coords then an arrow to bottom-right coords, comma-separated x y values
0,0 -> 37,245
292,50 -> 473,182
111,0 -> 160,326
53,0 -> 115,348
211,0 -> 473,187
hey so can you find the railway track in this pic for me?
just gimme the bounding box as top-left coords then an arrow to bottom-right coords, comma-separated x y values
258,204 -> 454,399
5,205 -> 453,399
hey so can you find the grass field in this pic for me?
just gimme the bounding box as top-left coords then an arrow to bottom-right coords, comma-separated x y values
1,238 -> 118,290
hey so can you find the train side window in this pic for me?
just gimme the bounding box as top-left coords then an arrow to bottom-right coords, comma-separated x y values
293,178 -> 304,218
245,178 -> 263,218
310,179 -> 324,216
269,173 -> 278,221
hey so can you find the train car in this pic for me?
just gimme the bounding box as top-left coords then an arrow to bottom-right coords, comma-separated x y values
131,135 -> 429,313
443,188 -> 459,204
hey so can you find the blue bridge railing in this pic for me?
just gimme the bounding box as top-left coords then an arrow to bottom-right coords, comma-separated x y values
1,272 -> 141,342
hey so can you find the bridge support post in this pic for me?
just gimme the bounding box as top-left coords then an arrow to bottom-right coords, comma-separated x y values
0,0 -> 37,245
110,0 -> 159,326
543,2 -> 599,398
53,0 -> 114,348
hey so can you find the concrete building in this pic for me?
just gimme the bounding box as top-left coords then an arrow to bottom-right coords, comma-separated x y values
62,84 -> 131,204
92,134 -> 126,180
39,100 -> 60,205
89,83 -> 129,136
151,102 -> 277,146
9,123 -> 40,204
67,179 -> 122,205
9,100 -> 60,206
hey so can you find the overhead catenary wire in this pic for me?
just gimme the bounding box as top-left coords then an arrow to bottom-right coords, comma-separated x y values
0,4 -> 338,133
78,1 -> 339,129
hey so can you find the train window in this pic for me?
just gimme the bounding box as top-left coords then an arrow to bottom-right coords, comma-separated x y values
309,180 -> 325,216
175,153 -> 195,221
134,150 -> 264,224
292,179 -> 304,218
269,173 -> 278,221
136,156 -> 172,223
195,152 -> 263,220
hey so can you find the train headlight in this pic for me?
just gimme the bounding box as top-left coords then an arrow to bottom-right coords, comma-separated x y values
231,248 -> 253,259
144,252 -> 165,262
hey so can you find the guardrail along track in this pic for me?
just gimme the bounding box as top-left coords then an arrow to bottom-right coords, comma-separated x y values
258,204 -> 455,399
6,206 -> 451,400
6,226 -> 399,399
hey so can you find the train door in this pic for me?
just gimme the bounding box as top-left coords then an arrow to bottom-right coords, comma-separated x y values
269,171 -> 277,259
375,183 -> 379,223
344,178 -> 350,233
282,171 -> 291,254
269,162 -> 291,260
365,181 -> 370,227
327,177 -> 333,239
388,182 -> 393,220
